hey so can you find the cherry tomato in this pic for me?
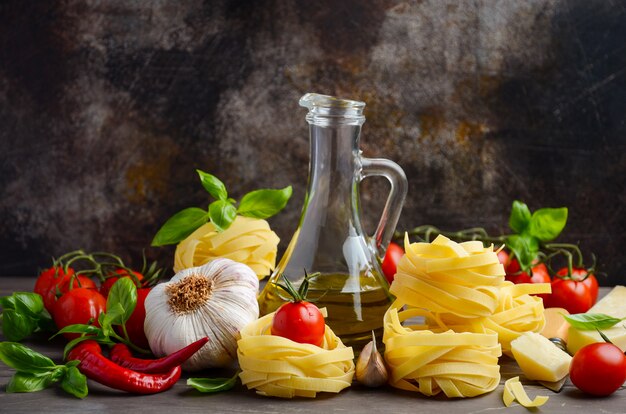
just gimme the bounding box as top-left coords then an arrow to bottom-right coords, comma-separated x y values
546,276 -> 595,314
271,301 -> 325,346
34,266 -> 75,312
382,242 -> 404,284
53,288 -> 106,340
100,269 -> 144,298
115,287 -> 151,349
569,342 -> 626,396
505,259 -> 551,301
555,267 -> 598,304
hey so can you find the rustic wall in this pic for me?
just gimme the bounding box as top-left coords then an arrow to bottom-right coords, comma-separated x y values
1,0 -> 624,284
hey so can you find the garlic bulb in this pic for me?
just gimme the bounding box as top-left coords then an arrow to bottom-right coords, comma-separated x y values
174,215 -> 279,280
144,258 -> 259,371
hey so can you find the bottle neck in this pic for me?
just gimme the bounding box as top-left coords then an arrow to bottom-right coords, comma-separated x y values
307,123 -> 361,199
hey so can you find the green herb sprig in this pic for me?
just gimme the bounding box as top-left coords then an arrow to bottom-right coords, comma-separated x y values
0,342 -> 88,398
151,170 -> 292,246
0,292 -> 55,342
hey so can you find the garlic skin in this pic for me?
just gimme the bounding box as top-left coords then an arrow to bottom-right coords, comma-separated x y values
144,258 -> 259,371
356,334 -> 389,387
173,215 -> 280,280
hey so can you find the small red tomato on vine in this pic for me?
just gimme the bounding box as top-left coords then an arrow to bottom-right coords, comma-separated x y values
569,342 -> 626,396
271,272 -> 325,347
546,267 -> 598,313
382,242 -> 404,284
555,266 -> 598,304
53,288 -> 107,340
34,266 -> 76,312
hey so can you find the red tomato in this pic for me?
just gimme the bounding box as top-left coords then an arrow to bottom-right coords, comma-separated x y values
505,259 -> 551,301
100,269 -> 144,298
271,301 -> 325,346
115,287 -> 151,349
34,266 -> 75,312
382,242 -> 404,284
53,288 -> 106,340
546,276 -> 595,314
555,267 -> 598,304
569,342 -> 626,396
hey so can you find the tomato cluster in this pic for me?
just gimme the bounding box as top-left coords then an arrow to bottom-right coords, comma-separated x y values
497,250 -> 598,313
34,266 -> 150,346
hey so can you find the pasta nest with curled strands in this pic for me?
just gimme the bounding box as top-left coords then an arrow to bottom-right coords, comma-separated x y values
383,302 -> 502,398
237,310 -> 355,398
174,215 -> 279,280
383,234 -> 550,398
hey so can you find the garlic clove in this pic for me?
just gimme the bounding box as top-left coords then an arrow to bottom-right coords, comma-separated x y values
355,331 -> 389,387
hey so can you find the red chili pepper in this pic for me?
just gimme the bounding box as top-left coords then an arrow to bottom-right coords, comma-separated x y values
67,341 -> 181,394
110,337 -> 209,373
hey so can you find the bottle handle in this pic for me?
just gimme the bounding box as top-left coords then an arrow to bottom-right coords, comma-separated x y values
359,155 -> 408,256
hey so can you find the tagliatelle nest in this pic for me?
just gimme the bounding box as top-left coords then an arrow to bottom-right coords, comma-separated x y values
383,302 -> 502,398
174,216 -> 279,280
383,234 -> 550,397
237,310 -> 355,398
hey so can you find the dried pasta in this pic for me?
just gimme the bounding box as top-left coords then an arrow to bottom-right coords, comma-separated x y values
383,302 -> 502,398
174,215 -> 279,279
237,310 -> 355,398
384,235 -> 550,397
503,376 -> 549,408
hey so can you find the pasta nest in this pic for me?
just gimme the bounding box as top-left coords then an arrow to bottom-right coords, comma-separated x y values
237,310 -> 355,398
383,302 -> 502,398
383,234 -> 550,397
174,215 -> 279,280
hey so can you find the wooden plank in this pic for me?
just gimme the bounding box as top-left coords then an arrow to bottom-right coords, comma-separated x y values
0,277 -> 624,413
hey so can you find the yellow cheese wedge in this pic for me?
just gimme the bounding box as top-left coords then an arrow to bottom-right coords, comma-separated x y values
541,307 -> 570,341
510,332 -> 572,382
567,286 -> 626,355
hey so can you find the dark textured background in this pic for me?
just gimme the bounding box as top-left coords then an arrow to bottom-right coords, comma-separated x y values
1,0 -> 624,284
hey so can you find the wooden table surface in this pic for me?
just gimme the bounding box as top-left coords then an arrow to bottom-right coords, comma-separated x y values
1,277 -> 625,414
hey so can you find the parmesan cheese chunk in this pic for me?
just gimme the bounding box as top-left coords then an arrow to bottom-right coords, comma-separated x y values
511,332 -> 572,382
567,286 -> 626,355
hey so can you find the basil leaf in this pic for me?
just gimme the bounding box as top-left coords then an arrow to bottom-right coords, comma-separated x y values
505,234 -> 539,271
196,170 -> 228,201
563,313 -> 623,330
12,292 -> 45,318
51,324 -> 102,339
528,207 -> 568,242
103,303 -> 126,328
61,365 -> 88,398
209,200 -> 237,232
0,342 -> 57,374
509,200 -> 532,234
0,295 -> 16,310
187,374 -> 238,393
2,309 -> 38,342
151,207 -> 210,246
237,186 -> 292,219
107,278 -> 137,324
6,369 -> 65,393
